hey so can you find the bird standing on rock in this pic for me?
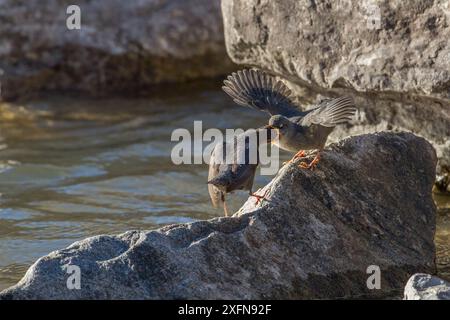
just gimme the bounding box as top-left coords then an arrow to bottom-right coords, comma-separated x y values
207,128 -> 273,216
222,69 -> 357,169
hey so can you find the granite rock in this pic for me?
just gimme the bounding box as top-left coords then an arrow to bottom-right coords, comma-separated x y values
404,273 -> 450,300
0,132 -> 437,299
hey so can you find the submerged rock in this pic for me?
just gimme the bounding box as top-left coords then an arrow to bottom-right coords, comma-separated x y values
0,132 -> 437,299
404,274 -> 450,300
221,0 -> 450,174
0,0 -> 235,101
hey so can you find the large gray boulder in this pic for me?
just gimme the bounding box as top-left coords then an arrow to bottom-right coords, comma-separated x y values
0,132 -> 437,299
404,273 -> 450,300
222,0 -> 450,179
0,0 -> 235,101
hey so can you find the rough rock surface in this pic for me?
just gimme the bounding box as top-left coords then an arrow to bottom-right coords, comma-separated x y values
404,273 -> 450,300
222,0 -> 450,176
0,132 -> 437,299
0,0 -> 235,101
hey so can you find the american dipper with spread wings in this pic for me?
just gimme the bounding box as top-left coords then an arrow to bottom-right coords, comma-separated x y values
207,128 -> 273,216
222,69 -> 356,169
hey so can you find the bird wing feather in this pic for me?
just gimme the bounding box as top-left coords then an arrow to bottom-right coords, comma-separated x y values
207,132 -> 259,200
298,96 -> 356,127
222,69 -> 301,117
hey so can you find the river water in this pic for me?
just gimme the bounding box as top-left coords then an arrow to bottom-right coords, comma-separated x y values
0,82 -> 448,291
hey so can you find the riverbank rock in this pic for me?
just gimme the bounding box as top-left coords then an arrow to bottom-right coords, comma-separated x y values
221,0 -> 450,176
0,0 -> 235,101
404,274 -> 450,300
0,132 -> 437,299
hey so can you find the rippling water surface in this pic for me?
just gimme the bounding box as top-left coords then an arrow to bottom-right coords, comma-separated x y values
0,83 -> 448,290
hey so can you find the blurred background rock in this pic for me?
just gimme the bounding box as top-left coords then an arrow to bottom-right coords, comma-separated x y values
0,0 -> 236,101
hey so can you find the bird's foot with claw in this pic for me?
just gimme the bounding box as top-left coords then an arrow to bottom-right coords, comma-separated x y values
251,189 -> 270,205
299,154 -> 320,171
283,150 -> 306,166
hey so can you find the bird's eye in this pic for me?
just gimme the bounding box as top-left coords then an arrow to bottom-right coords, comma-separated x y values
279,124 -> 284,128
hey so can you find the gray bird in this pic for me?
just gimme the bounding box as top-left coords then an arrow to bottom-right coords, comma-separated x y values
222,69 -> 356,169
207,128 -> 273,216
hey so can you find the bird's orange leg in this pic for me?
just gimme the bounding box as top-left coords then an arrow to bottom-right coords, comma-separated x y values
283,150 -> 306,166
299,151 -> 321,170
292,150 -> 306,160
250,189 -> 270,205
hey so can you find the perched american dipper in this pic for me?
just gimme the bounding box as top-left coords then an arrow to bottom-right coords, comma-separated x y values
207,128 -> 273,216
222,69 -> 356,169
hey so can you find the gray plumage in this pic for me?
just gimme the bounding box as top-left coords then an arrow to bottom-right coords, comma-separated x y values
207,128 -> 272,216
222,69 -> 356,154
